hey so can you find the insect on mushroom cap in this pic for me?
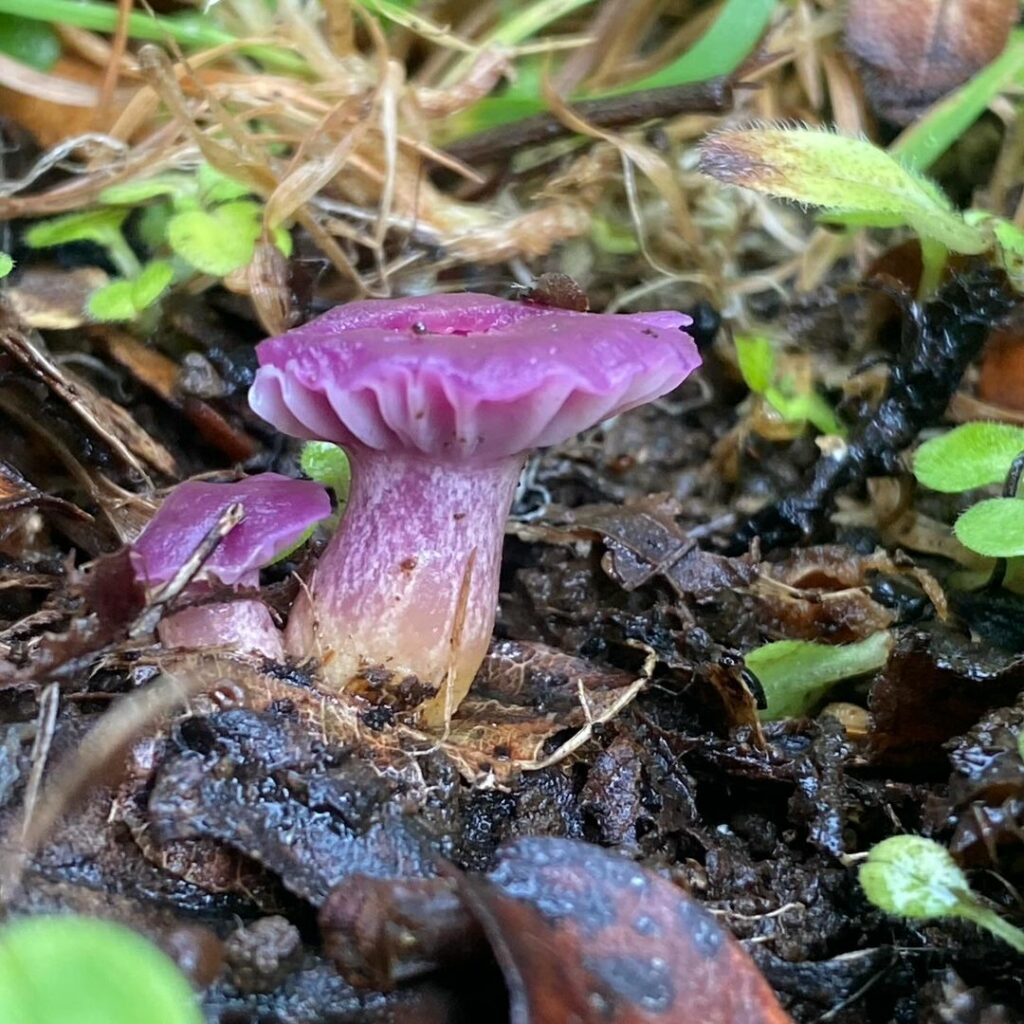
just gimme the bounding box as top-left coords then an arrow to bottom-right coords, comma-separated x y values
249,293 -> 699,463
131,473 -> 332,587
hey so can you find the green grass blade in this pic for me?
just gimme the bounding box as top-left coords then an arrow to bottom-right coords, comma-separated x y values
447,0 -> 777,137
614,0 -> 777,93
891,29 -> 1024,171
0,0 -> 305,73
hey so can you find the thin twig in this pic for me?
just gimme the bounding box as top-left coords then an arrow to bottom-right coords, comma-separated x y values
129,501 -> 245,639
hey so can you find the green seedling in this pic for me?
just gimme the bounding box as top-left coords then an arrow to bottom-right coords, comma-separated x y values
26,163 -> 291,325
913,422 -> 1024,563
735,333 -> 845,437
102,165 -> 291,278
88,260 -> 174,323
167,200 -> 292,277
746,632 -> 891,720
697,127 -> 1021,295
860,835 -> 1024,954
0,915 -> 202,1024
25,208 -> 140,278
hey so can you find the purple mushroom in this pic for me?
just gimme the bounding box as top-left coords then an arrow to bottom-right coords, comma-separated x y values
131,473 -> 332,659
249,292 -> 699,726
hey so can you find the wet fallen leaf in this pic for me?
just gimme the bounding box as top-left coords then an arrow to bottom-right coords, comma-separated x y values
941,696 -> 1024,865
869,626 -> 1024,766
147,709 -> 451,905
459,837 -> 794,1024
754,545 -> 896,643
515,497 -> 756,600
844,0 -> 1018,123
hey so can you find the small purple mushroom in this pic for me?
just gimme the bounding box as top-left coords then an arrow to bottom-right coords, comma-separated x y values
249,292 -> 699,726
131,473 -> 332,659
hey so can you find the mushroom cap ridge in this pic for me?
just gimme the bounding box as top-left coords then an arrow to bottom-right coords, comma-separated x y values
251,293 -> 699,463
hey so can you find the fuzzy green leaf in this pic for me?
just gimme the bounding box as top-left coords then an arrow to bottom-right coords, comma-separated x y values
954,498 -> 1024,558
0,916 -> 201,1024
734,334 -> 774,394
991,217 -> 1024,287
746,632 -> 891,720
914,423 -> 1024,493
25,208 -> 128,248
0,252 -> 13,279
698,128 -> 986,254
167,201 -> 262,275
859,835 -> 969,919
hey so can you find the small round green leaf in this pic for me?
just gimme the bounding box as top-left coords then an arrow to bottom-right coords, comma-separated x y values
954,498 -> 1024,558
914,423 -> 1024,493
859,835 -> 969,919
197,163 -> 251,205
167,201 -> 262,276
0,916 -> 202,1024
0,252 -> 13,279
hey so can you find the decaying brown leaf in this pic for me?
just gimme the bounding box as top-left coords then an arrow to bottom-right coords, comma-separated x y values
460,837 -> 795,1024
978,328 -> 1024,412
754,545 -> 897,643
844,0 -> 1018,123
869,626 -> 1024,767
514,496 -> 756,601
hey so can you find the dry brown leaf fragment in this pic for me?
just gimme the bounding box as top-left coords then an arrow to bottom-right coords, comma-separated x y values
5,266 -> 108,331
844,0 -> 1018,124
441,639 -> 644,784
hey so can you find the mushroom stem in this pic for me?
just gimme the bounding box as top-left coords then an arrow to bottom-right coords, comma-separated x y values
285,449 -> 524,726
158,600 -> 285,660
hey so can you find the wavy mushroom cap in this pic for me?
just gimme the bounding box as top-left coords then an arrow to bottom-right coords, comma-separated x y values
250,293 -> 699,463
131,473 -> 332,587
